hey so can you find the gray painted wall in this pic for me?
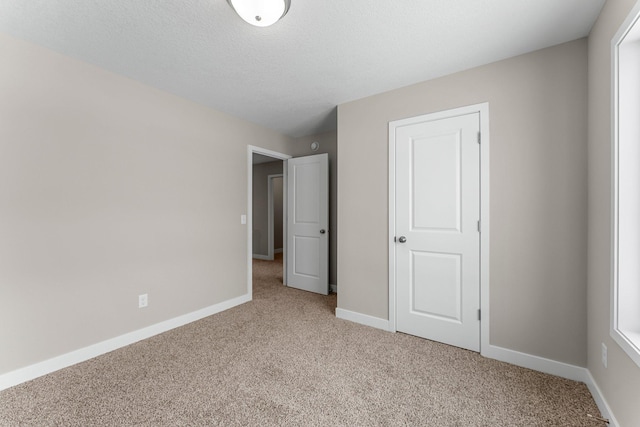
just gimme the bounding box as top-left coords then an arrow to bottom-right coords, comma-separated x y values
337,39 -> 588,366
252,160 -> 283,257
273,177 -> 283,251
588,1 -> 640,425
0,33 -> 294,375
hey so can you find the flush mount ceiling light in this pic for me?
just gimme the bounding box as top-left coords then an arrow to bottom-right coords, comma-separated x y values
227,0 -> 291,27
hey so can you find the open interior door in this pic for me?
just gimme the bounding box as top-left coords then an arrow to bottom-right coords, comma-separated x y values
286,153 -> 329,295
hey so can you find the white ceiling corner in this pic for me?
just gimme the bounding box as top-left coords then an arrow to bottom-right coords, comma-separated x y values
0,0 -> 606,137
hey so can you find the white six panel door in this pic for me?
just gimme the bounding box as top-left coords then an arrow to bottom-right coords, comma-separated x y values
286,153 -> 329,295
395,113 -> 480,351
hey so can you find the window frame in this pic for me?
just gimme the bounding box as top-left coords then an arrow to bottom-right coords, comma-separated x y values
611,0 -> 640,369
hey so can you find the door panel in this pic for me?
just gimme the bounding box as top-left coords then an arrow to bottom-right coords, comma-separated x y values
412,133 -> 461,231
293,162 -> 320,223
287,154 -> 329,295
395,112 -> 480,351
411,251 -> 461,322
293,235 -> 320,278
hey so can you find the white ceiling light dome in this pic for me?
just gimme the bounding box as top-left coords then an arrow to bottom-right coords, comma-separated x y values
227,0 -> 291,27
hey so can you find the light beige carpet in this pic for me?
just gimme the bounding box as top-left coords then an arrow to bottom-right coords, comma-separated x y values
0,254 -> 603,426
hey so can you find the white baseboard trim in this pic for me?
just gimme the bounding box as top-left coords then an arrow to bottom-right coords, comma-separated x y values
274,248 -> 283,254
335,308 -> 390,331
330,284 -> 337,293
252,254 -> 270,260
481,344 -> 586,382
583,370 -> 620,427
0,293 -> 251,392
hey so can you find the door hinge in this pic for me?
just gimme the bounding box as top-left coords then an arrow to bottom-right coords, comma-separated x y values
478,309 -> 481,321
477,220 -> 481,232
477,132 -> 481,144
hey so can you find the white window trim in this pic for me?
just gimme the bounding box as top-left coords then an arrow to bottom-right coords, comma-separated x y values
611,0 -> 640,369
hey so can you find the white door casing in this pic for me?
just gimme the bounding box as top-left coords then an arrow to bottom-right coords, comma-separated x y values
287,153 -> 329,295
391,110 -> 481,352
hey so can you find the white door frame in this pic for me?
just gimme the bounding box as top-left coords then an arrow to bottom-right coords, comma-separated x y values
267,173 -> 284,261
388,102 -> 490,353
247,146 -> 291,297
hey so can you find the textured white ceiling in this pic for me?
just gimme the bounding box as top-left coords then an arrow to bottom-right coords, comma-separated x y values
0,0 -> 605,137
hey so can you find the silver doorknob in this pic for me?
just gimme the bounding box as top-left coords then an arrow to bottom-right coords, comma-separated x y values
398,236 -> 407,243
320,229 -> 326,234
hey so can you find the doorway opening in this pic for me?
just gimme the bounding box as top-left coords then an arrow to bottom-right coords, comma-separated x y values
247,146 -> 291,298
247,146 -> 330,298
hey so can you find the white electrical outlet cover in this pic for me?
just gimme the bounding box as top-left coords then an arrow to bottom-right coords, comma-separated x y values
138,294 -> 148,308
